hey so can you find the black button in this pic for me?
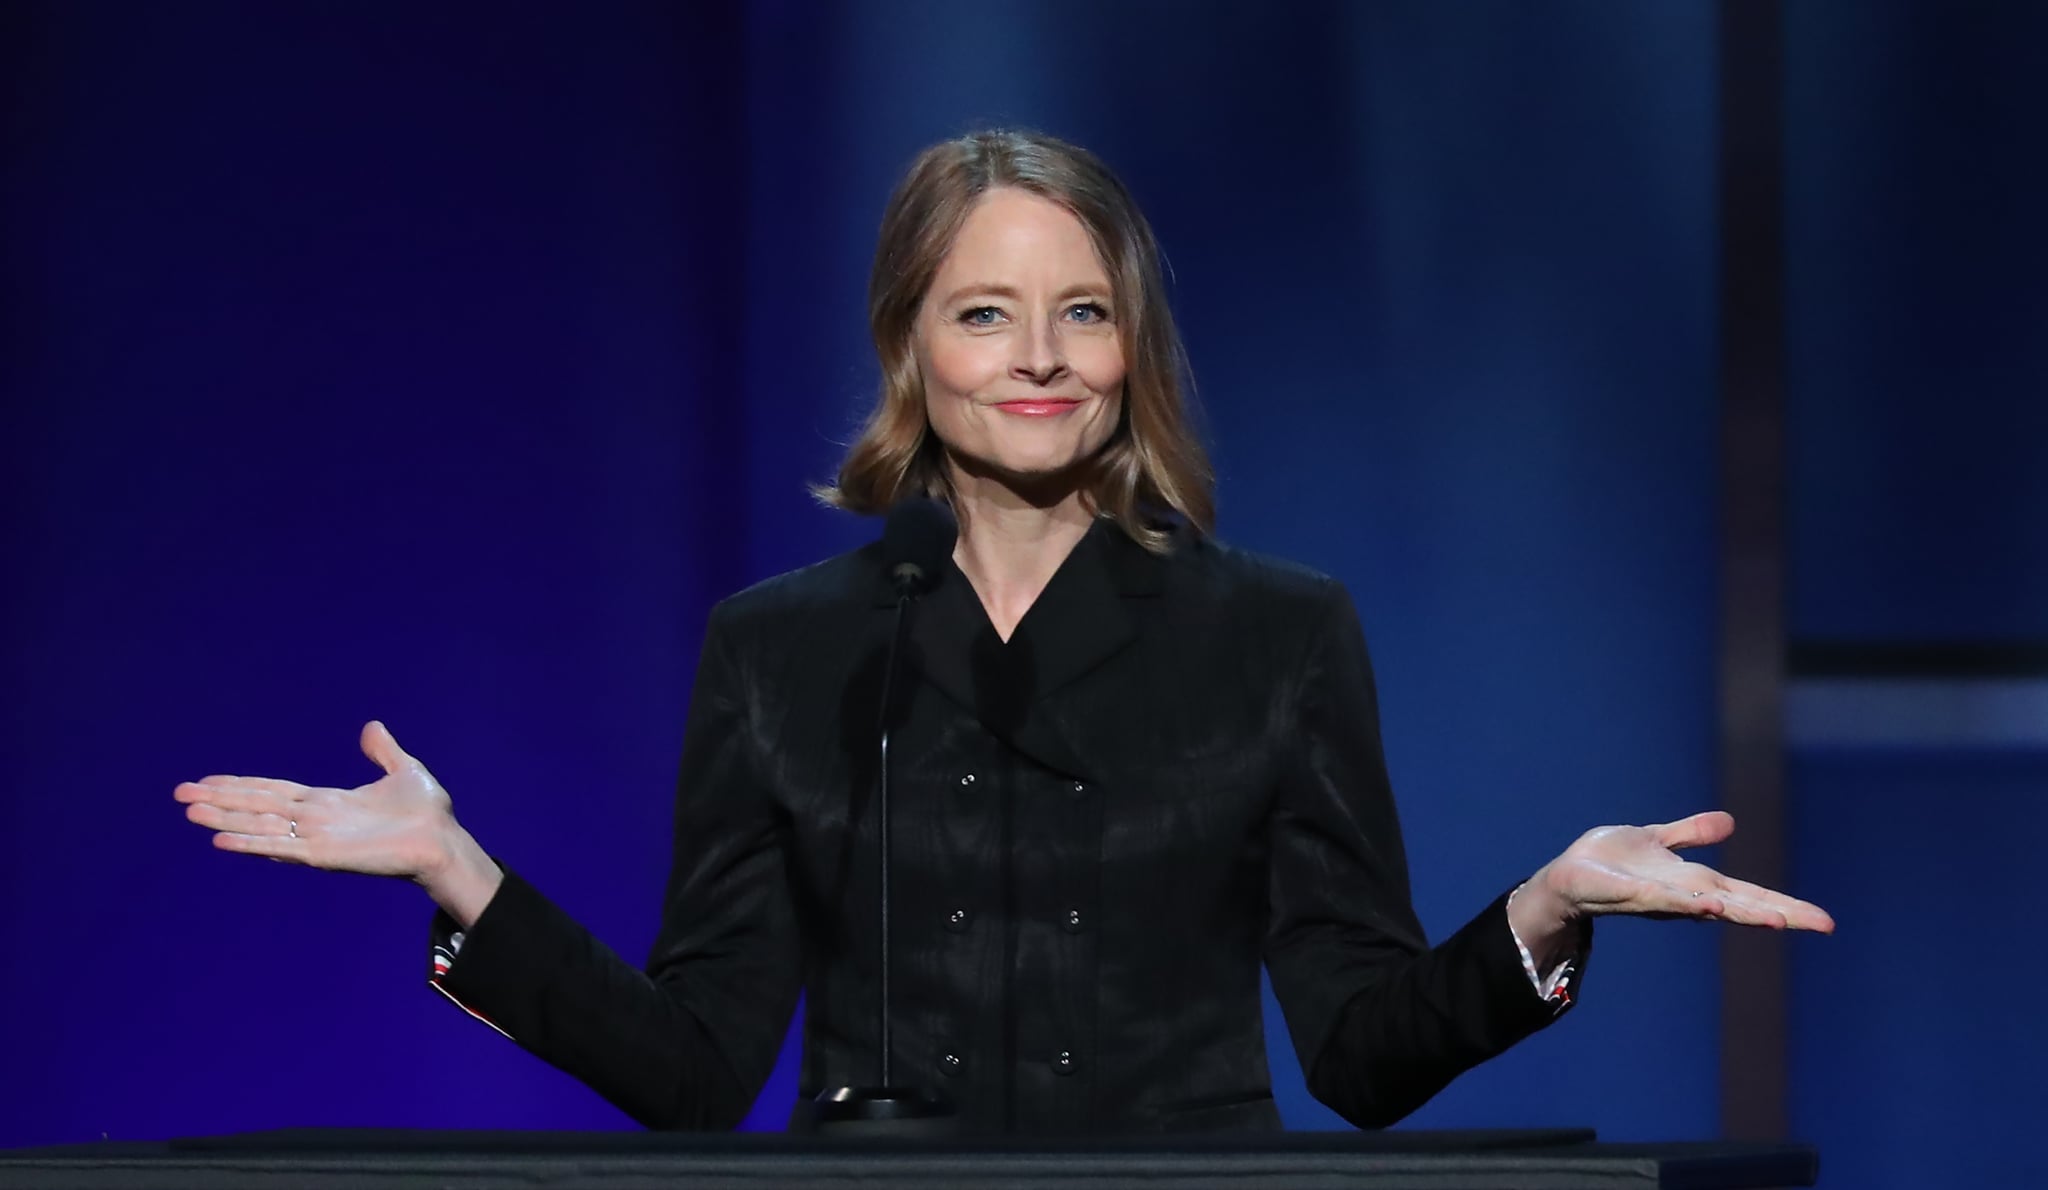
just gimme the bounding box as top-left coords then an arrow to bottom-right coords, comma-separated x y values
941,1052 -> 963,1075
1070,780 -> 1087,794
958,773 -> 977,787
1052,1050 -> 1077,1075
1062,908 -> 1084,933
945,907 -> 971,932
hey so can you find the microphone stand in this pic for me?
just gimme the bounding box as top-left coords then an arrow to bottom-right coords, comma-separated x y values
812,573 -> 956,1136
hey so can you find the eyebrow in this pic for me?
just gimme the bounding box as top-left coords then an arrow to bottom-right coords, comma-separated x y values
937,282 -> 1112,307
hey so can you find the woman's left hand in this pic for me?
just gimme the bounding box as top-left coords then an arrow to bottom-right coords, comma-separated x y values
1509,810 -> 1834,961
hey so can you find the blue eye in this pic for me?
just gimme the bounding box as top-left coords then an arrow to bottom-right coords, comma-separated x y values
960,306 -> 1003,326
1066,302 -> 1110,324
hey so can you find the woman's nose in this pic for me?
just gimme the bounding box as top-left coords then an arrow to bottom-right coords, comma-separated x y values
1011,319 -> 1067,384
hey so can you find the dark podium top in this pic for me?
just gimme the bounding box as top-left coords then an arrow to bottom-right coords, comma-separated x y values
0,1129 -> 1817,1190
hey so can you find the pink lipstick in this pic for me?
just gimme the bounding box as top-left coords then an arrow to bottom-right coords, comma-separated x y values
993,399 -> 1083,417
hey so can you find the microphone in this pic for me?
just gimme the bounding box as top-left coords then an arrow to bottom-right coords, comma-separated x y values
813,498 -> 959,1135
882,495 -> 955,596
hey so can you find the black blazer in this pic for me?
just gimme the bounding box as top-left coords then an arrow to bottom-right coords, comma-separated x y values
430,520 -> 1583,1134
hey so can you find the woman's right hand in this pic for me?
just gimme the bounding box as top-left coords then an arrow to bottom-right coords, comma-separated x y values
175,720 -> 503,926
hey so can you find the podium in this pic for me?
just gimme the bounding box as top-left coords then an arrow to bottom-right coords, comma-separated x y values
0,1128 -> 1816,1189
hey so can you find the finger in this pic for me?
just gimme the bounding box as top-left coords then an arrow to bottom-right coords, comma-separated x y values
1700,894 -> 1786,929
1683,863 -> 1837,931
1785,901 -> 1834,933
176,775 -> 257,800
177,776 -> 310,801
1710,877 -> 1836,933
1638,876 -> 1835,933
186,803 -> 293,837
194,775 -> 302,792
213,831 -> 310,862
360,720 -> 418,777
174,782 -> 294,816
1649,811 -> 1735,851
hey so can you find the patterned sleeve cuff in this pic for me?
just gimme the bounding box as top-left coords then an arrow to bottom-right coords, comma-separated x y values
427,902 -> 512,1040
431,929 -> 465,980
1506,883 -> 1582,1013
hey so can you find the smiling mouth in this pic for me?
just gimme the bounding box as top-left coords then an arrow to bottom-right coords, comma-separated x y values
992,398 -> 1085,417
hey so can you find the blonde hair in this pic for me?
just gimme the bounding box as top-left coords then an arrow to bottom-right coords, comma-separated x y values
816,129 -> 1214,553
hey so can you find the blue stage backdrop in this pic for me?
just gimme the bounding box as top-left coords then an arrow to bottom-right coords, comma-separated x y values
3,4 -> 2040,1188
1781,3 -> 2048,1189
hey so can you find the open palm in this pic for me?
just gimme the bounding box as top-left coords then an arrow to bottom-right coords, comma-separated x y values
175,720 -> 454,881
1541,811 -> 1833,931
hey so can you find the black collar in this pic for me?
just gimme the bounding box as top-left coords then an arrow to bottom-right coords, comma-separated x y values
866,516 -> 1167,608
875,517 -> 1173,778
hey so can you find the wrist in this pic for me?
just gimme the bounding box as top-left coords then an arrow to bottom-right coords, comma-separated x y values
1508,865 -> 1580,971
418,820 -> 502,930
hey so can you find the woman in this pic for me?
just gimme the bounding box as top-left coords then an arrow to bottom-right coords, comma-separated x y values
175,130 -> 1832,1135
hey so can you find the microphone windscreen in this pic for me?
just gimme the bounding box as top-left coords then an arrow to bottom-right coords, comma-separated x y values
882,498 -> 957,595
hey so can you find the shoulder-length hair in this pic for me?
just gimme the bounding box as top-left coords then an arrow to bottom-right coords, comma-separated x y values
816,129 -> 1214,553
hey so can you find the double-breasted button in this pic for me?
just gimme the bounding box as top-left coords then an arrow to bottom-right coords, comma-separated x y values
1052,1050 -> 1078,1076
1062,907 -> 1084,933
940,1052 -> 963,1075
945,907 -> 971,932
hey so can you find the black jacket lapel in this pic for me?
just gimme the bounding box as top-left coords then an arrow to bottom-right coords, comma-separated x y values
877,519 -> 1168,780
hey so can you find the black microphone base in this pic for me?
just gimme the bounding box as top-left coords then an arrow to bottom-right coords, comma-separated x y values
809,1085 -> 959,1137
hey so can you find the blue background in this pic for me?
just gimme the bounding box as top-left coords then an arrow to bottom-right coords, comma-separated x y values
2,3 -> 2041,1186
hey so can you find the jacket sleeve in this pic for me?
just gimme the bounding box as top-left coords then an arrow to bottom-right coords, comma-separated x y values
1262,581 -> 1587,1130
428,602 -> 801,1129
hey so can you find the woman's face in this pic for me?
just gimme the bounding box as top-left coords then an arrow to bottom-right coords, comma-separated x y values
915,187 -> 1125,492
